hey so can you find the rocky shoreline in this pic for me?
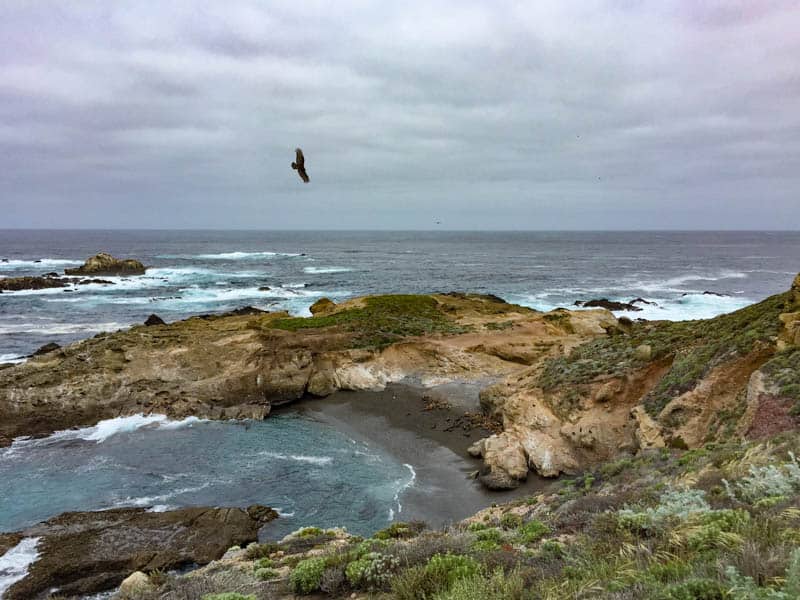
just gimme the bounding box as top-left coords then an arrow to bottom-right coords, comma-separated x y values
1,275 -> 799,598
0,252 -> 144,293
2,279 -> 799,486
2,505 -> 277,599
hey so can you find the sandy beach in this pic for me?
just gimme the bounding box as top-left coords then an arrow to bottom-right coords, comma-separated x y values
287,383 -> 554,531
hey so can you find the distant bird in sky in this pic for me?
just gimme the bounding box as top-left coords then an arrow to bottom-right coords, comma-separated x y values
291,148 -> 309,183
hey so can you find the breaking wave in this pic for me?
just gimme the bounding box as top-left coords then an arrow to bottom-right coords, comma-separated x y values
0,537 -> 41,597
303,266 -> 353,274
162,251 -> 301,260
260,452 -> 334,466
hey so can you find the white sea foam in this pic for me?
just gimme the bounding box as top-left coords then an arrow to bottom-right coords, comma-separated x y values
614,293 -> 752,322
166,251 -> 300,260
0,321 -> 129,335
627,270 -> 748,294
516,292 -> 753,322
275,508 -> 296,518
113,482 -> 211,509
0,258 -> 80,269
2,414 -> 205,459
303,266 -> 353,274
0,537 -> 40,597
0,354 -> 26,365
260,451 -> 333,465
390,463 -> 417,519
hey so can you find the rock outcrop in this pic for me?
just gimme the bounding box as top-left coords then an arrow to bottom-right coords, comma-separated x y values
31,342 -> 60,356
64,252 -> 145,276
309,297 -> 336,315
0,294 -> 611,450
575,297 -> 654,311
4,505 -> 277,599
144,313 -> 165,326
2,276 -> 798,489
464,273 -> 800,487
0,276 -> 69,291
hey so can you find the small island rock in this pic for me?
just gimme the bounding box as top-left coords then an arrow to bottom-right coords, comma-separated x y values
65,252 -> 146,276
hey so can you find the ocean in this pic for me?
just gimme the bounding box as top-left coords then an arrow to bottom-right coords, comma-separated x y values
1,230 -> 799,548
2,229 -> 799,361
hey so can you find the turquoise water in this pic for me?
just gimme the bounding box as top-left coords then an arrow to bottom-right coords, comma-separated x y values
0,413 -> 414,539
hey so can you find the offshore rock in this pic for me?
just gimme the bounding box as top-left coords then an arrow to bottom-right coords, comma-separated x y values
0,276 -> 69,291
65,252 -> 145,276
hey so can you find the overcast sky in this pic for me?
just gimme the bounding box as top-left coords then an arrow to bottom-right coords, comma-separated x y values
1,1 -> 799,229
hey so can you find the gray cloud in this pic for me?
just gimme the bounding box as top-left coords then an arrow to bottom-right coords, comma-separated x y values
1,0 -> 798,229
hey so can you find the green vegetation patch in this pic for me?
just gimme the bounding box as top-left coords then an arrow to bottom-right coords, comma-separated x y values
537,291 -> 792,418
289,557 -> 327,594
269,294 -> 468,348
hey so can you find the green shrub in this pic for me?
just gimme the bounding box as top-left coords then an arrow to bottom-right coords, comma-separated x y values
500,513 -> 523,530
541,540 -> 565,558
201,594 -> 256,600
475,528 -> 503,543
725,547 -> 800,599
244,542 -> 278,560
646,560 -> 692,584
345,552 -> 400,590
374,521 -> 424,540
516,519 -> 550,544
297,526 -> 323,537
254,567 -> 279,581
467,521 -> 490,532
432,568 -> 527,600
470,539 -> 501,552
254,557 -> 274,569
391,565 -> 443,600
659,578 -> 726,600
724,454 -> 800,503
424,553 -> 481,588
600,457 -> 634,478
289,557 -> 326,594
618,488 -> 712,534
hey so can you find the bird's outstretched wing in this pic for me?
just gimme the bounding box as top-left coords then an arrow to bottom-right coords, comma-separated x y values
292,148 -> 309,183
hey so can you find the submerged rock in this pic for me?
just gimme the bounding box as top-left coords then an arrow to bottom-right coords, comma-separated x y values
576,298 -> 644,311
4,505 -> 278,599
65,252 -> 145,276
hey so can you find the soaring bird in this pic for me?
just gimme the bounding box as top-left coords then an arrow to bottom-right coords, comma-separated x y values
291,148 -> 309,183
